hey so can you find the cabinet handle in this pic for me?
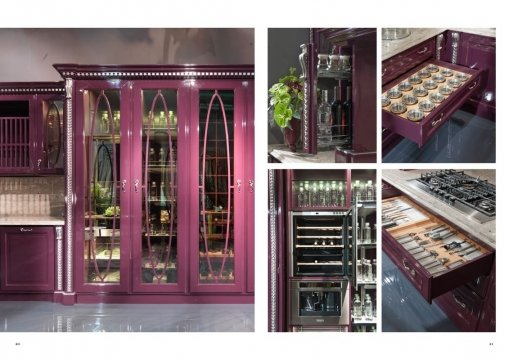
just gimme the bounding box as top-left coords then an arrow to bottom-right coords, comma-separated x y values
453,294 -> 467,309
37,158 -> 42,171
20,227 -> 33,232
122,179 -> 127,192
402,258 -> 416,277
237,179 -> 242,193
417,47 -> 428,54
432,113 -> 444,127
249,179 -> 254,193
468,81 -> 478,90
134,179 -> 139,193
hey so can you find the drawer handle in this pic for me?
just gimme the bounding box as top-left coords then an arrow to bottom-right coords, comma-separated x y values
402,258 -> 416,277
20,227 -> 33,232
37,158 -> 42,171
468,81 -> 478,90
382,68 -> 387,76
417,47 -> 428,54
453,294 -> 467,309
432,113 -> 444,127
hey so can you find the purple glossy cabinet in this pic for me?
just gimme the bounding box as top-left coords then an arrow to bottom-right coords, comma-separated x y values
0,226 -> 55,292
55,65 -> 254,303
301,29 -> 376,162
0,83 -> 65,175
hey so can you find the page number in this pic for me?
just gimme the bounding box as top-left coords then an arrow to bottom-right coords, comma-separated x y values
489,343 -> 494,346
15,342 -> 21,346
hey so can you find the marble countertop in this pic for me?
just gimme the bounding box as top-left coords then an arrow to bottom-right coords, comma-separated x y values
382,169 -> 495,249
382,28 -> 496,61
0,216 -> 65,226
268,145 -> 335,163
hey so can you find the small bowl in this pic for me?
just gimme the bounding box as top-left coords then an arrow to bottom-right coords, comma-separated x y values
402,94 -> 418,105
418,69 -> 431,78
455,72 -> 469,82
407,109 -> 424,122
408,75 -> 422,85
439,85 -> 453,95
430,93 -> 445,103
419,100 -> 435,112
387,88 -> 402,99
427,64 -> 439,73
432,74 -> 446,83
413,86 -> 428,97
381,95 -> 391,107
441,68 -> 454,77
390,102 -> 407,114
398,81 -> 413,92
423,79 -> 438,90
448,78 -> 461,88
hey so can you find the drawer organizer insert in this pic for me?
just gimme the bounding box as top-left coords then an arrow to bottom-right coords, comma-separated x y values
382,62 -> 471,122
382,196 -> 490,277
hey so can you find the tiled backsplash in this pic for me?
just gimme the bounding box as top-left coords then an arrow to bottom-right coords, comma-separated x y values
0,177 -> 65,217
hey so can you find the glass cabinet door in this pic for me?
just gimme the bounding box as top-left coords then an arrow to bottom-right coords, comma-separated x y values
194,88 -> 243,291
79,88 -> 127,290
132,87 -> 181,291
41,98 -> 64,171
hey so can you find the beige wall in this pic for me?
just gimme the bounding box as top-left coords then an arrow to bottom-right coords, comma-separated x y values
0,28 -> 254,81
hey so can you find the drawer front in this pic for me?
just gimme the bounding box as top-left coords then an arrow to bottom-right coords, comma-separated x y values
477,304 -> 495,332
382,59 -> 482,147
435,286 -> 482,332
382,39 -> 435,85
382,195 -> 494,303
465,275 -> 490,298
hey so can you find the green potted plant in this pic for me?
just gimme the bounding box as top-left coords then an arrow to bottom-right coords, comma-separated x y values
268,67 -> 304,151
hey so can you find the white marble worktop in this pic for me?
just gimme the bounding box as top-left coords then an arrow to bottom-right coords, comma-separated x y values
382,169 -> 495,249
382,28 -> 496,61
268,144 -> 335,163
0,216 -> 65,226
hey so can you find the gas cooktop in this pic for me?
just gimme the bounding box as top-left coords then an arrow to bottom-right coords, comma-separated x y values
409,170 -> 495,223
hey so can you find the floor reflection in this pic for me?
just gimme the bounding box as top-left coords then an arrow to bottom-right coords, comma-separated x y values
0,302 -> 254,332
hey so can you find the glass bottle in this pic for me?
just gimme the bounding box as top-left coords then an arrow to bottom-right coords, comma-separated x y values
342,86 -> 353,147
297,185 -> 305,207
100,111 -> 109,134
317,90 -> 332,148
330,181 -> 338,207
353,293 -> 362,318
372,259 -> 377,280
339,182 -> 345,207
311,182 -> 319,207
363,222 -> 371,243
303,181 -> 310,207
364,294 -> 373,318
318,181 -> 326,206
324,182 -> 332,207
160,182 -> 166,207
364,259 -> 373,282
331,86 -> 342,138
159,148 -> 165,166
356,259 -> 363,281
149,148 -> 156,163
366,180 -> 374,201
150,181 -> 158,202
159,111 -> 166,127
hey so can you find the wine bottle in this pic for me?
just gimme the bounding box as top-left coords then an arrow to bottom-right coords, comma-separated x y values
331,86 -> 342,138
317,90 -> 332,148
342,86 -> 353,146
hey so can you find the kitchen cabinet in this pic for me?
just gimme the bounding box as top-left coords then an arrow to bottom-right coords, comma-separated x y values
269,169 -> 376,332
0,83 -> 65,175
382,30 -> 495,149
0,226 -> 55,292
54,64 -> 254,302
299,29 -> 376,162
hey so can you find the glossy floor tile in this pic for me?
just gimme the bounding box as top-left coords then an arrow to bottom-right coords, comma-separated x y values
381,252 -> 459,332
0,302 -> 253,332
383,110 -> 495,163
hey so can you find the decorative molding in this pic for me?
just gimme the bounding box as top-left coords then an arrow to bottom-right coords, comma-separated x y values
451,32 -> 459,65
268,169 -> 278,332
58,70 -> 254,80
0,87 -> 65,94
65,78 -> 74,293
303,81 -> 310,151
55,226 -> 64,291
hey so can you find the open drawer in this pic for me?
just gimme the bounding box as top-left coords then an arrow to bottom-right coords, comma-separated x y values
382,195 -> 494,303
382,59 -> 482,147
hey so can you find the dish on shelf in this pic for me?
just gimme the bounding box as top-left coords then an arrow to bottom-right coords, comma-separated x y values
407,109 -> 424,122
398,81 -> 413,92
413,86 -> 428,97
390,102 -> 407,114
430,92 -> 445,103
441,68 -> 453,77
455,72 -> 469,82
432,73 -> 445,83
448,78 -> 461,88
439,85 -> 453,95
408,75 -> 422,85
427,64 -> 439,73
423,80 -> 437,90
381,95 -> 391,107
418,100 -> 435,112
418,69 -> 431,78
402,94 -> 418,105
387,88 -> 402,99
